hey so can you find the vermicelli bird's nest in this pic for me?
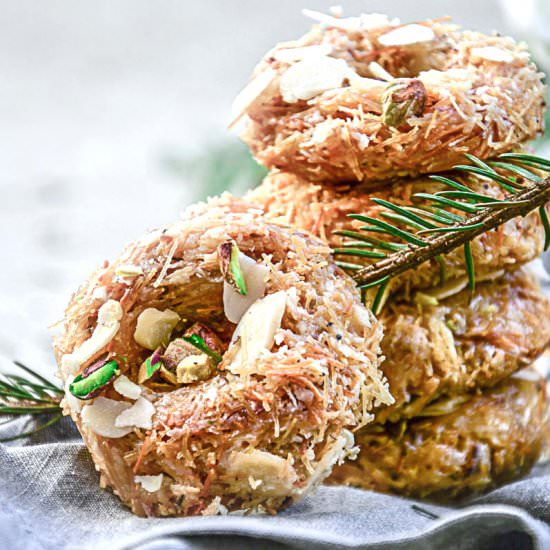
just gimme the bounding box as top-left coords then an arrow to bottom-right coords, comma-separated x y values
54,194 -> 391,517
235,14 -> 545,183
375,269 -> 550,423
328,371 -> 549,500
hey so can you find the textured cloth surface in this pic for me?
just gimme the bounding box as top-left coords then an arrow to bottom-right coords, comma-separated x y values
1,261 -> 549,550
1,416 -> 550,550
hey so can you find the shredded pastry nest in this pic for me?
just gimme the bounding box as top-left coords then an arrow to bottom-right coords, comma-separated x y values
327,371 -> 549,500
236,17 -> 546,183
375,269 -> 550,423
53,194 -> 391,517
248,170 -> 545,295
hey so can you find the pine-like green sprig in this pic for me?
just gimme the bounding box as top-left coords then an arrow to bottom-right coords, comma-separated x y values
0,361 -> 63,442
334,152 -> 550,313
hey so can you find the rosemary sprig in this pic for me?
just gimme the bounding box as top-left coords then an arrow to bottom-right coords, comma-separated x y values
0,361 -> 63,442
334,153 -> 550,313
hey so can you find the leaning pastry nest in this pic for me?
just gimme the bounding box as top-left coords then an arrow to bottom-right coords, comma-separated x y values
376,268 -> 550,423
237,16 -> 545,183
54,194 -> 391,516
327,371 -> 549,500
248,170 -> 545,295
236,16 -> 545,183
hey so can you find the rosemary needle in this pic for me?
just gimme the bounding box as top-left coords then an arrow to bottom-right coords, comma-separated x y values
334,152 -> 550,308
0,361 -> 63,442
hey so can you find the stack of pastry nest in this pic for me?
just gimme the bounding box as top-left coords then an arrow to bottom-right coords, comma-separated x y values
235,10 -> 550,500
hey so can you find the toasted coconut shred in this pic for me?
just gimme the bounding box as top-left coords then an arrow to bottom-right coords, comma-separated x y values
235,15 -> 546,183
248,169 -> 546,295
54,194 -> 391,517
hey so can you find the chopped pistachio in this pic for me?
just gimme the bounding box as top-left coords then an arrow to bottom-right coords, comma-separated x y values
151,324 -> 223,385
162,338 -> 197,370
182,334 -> 223,365
159,366 -> 178,385
445,319 -> 458,333
185,323 -> 224,354
176,353 -> 213,384
162,324 -> 223,368
138,348 -> 164,384
218,240 -> 247,295
381,78 -> 426,127
69,359 -> 120,400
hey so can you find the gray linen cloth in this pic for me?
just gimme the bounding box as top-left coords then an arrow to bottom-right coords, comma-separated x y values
1,416 -> 550,550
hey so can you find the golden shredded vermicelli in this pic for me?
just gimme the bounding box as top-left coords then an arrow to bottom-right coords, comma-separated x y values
327,372 -> 549,500
236,17 -> 546,183
54,194 -> 391,517
248,170 -> 546,295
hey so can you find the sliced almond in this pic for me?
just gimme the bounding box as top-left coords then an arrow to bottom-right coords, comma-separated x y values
417,394 -> 471,418
72,300 -> 123,367
115,396 -> 155,429
225,449 -> 297,494
135,474 -> 163,493
113,375 -> 142,400
302,9 -> 397,31
61,353 -> 80,377
419,277 -> 469,301
81,397 -> 132,438
230,68 -> 278,126
97,299 -> 123,325
306,429 -> 355,489
378,24 -> 435,47
272,44 -> 332,63
347,74 -> 387,94
63,379 -> 83,413
279,55 -> 354,103
350,303 -> 373,332
471,46 -> 514,63
91,286 -> 108,302
223,252 -> 269,323
512,368 -> 542,382
419,269 -> 505,301
368,61 -> 393,81
228,291 -> 286,375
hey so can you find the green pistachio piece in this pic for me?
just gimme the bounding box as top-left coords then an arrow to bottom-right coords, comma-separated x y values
218,240 -> 247,295
69,359 -> 120,400
182,334 -> 223,365
138,348 -> 164,383
381,78 -> 426,128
